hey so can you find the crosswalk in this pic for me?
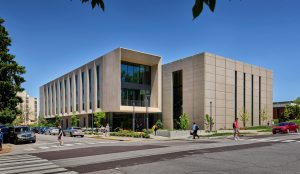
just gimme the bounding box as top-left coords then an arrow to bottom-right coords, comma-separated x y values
0,154 -> 77,174
24,141 -> 118,151
239,138 -> 300,143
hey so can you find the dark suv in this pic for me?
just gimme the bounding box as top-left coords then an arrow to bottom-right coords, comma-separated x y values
8,126 -> 36,144
0,130 -> 3,151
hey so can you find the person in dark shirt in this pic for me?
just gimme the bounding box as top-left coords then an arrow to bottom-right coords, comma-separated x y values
58,125 -> 63,146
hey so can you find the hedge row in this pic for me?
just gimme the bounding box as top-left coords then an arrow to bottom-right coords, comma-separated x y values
109,131 -> 150,138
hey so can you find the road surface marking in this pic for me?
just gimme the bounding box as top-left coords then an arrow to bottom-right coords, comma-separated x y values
0,154 -> 77,174
65,144 -> 74,146
281,140 -> 296,143
39,146 -> 50,149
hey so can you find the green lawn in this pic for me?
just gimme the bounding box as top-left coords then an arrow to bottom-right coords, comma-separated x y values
247,125 -> 270,130
201,132 -> 251,137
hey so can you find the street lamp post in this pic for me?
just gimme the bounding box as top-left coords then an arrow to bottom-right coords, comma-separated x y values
145,95 -> 150,133
133,101 -> 135,131
91,110 -> 94,134
210,101 -> 212,132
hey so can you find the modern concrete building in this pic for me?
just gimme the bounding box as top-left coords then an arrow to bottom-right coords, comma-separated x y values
163,52 -> 273,130
17,91 -> 38,124
40,48 -> 162,129
40,48 -> 273,130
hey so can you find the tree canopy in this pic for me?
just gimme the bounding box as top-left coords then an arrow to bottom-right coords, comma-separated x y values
0,18 -> 26,124
81,0 -> 216,19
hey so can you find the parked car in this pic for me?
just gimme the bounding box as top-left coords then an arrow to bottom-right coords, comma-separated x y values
272,122 -> 299,134
0,127 -> 9,143
31,127 -> 40,133
39,127 -> 48,134
0,130 -> 3,151
45,127 -> 59,135
8,126 -> 36,144
63,127 -> 84,137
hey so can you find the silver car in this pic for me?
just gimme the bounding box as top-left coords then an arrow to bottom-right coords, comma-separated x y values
45,127 -> 59,135
63,127 -> 84,137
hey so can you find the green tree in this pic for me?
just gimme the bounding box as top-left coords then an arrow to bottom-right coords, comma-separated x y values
0,18 -> 26,124
80,0 -> 216,19
239,109 -> 249,128
54,115 -> 63,127
260,107 -> 270,124
179,113 -> 190,130
294,97 -> 300,105
284,104 -> 300,120
38,117 -> 48,127
12,116 -> 23,126
71,111 -> 79,127
94,111 -> 106,128
204,114 -> 214,131
156,119 -> 163,129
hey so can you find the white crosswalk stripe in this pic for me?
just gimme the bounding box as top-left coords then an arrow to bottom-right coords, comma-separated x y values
22,141 -> 115,151
282,140 -> 296,143
0,154 -> 77,174
242,138 -> 300,143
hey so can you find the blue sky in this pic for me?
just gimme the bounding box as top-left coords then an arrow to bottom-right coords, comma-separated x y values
0,0 -> 299,102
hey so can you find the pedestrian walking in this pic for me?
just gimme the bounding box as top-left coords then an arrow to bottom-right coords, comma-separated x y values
58,125 -> 63,146
105,123 -> 110,137
192,122 -> 200,139
152,124 -> 158,136
233,118 -> 240,140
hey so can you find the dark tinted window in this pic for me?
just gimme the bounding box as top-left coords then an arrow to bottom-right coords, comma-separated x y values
278,123 -> 289,126
15,127 -> 30,133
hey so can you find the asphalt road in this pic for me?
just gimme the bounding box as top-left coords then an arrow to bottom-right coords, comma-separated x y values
1,133 -> 300,174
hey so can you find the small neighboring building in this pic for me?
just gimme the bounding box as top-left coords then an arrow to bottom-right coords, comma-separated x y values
273,101 -> 293,119
17,91 -> 38,124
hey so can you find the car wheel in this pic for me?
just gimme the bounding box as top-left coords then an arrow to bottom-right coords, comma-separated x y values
295,129 -> 299,133
272,131 -> 276,134
32,140 -> 36,143
70,133 -> 73,137
14,138 -> 18,145
81,135 -> 84,138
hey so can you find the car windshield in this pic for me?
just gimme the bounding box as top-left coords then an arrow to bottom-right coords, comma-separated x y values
277,123 -> 289,126
15,127 -> 30,133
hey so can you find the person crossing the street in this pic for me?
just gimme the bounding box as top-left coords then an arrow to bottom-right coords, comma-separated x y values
58,125 -> 64,146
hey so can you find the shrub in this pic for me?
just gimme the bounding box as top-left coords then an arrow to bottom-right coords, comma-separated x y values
156,119 -> 163,129
179,113 -> 190,130
109,130 -> 150,138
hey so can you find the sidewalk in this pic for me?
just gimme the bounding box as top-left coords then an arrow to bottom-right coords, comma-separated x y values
85,131 -> 272,142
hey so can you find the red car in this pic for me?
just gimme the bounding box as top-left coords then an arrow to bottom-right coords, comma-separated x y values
272,122 -> 299,134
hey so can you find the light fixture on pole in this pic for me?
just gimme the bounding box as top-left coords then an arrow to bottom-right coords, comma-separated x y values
145,95 -> 150,133
133,101 -> 135,131
91,109 -> 94,134
210,101 -> 212,132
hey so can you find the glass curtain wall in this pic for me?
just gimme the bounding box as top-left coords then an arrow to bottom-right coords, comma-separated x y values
70,77 -> 73,112
81,72 -> 85,110
173,70 -> 183,129
75,75 -> 78,111
64,79 -> 67,113
96,65 -> 100,108
121,61 -> 151,106
55,83 -> 58,114
60,81 -> 62,113
89,69 -> 93,109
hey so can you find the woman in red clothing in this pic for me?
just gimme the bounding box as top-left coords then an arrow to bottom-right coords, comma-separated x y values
233,118 -> 240,140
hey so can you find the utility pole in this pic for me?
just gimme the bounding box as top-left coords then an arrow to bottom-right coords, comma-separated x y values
210,101 -> 212,132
